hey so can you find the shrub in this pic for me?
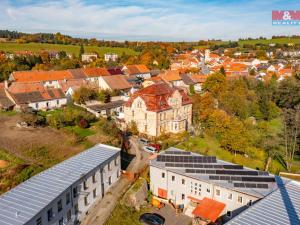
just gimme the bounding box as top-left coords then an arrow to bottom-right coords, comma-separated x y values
78,118 -> 89,128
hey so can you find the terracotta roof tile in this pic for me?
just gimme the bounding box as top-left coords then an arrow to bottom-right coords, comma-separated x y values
124,65 -> 150,75
159,70 -> 182,82
101,75 -> 132,90
12,70 -> 74,83
192,197 -> 225,222
82,68 -> 110,77
125,82 -> 191,112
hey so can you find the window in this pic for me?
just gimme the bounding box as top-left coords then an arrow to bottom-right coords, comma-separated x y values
228,193 -> 233,200
93,188 -> 97,198
115,158 -> 118,166
182,194 -> 185,200
56,100 -> 59,105
36,217 -> 42,225
247,200 -> 252,206
57,199 -> 62,212
59,218 -> 63,225
108,176 -> 112,185
74,204 -> 79,215
182,179 -> 185,185
226,211 -> 232,218
145,113 -> 147,120
66,192 -> 70,205
92,173 -> 96,183
172,176 -> 175,181
117,169 -> 120,178
108,162 -> 111,171
84,181 -> 88,190
46,102 -> 49,108
47,208 -> 53,222
162,172 -> 165,178
35,103 -> 39,109
67,210 -> 71,221
207,188 -> 210,193
84,196 -> 89,206
73,187 -> 78,198
238,196 -> 243,204
216,189 -> 221,196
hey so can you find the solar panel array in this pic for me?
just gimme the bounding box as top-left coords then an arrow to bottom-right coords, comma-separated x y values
156,150 -> 276,190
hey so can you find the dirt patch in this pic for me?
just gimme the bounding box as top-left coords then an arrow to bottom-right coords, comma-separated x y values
0,160 -> 9,168
0,114 -> 84,163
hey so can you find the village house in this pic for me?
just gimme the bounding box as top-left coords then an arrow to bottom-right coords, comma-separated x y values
124,82 -> 192,137
0,144 -> 121,225
180,73 -> 207,93
81,53 -> 98,62
104,53 -> 118,62
98,75 -> 132,95
7,82 -> 67,111
159,70 -> 184,87
58,79 -> 88,98
150,148 -> 279,223
122,64 -> 151,79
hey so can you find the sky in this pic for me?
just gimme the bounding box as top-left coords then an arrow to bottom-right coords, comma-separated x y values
0,0 -> 300,41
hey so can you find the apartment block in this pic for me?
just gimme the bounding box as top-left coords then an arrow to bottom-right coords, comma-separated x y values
0,144 -> 121,225
150,148 -> 280,223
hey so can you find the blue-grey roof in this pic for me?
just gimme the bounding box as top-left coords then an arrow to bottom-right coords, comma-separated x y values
0,144 -> 120,225
150,147 -> 280,198
226,179 -> 300,225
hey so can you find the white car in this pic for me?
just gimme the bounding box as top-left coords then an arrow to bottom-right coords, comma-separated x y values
143,146 -> 157,154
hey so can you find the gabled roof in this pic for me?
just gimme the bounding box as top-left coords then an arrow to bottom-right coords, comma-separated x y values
58,79 -> 87,93
181,74 -> 207,85
226,180 -> 300,225
101,75 -> 132,90
123,64 -> 150,75
125,82 -> 191,112
8,82 -> 66,104
107,67 -> 123,75
0,144 -> 120,225
82,68 -> 110,77
12,70 -> 74,82
192,197 -> 226,222
159,70 -> 182,82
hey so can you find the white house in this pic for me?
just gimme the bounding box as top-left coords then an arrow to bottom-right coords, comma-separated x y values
81,53 -> 98,62
104,53 -> 118,62
150,148 -> 279,223
0,144 -> 121,225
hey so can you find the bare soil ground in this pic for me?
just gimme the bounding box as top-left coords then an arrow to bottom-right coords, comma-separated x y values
0,114 -> 85,163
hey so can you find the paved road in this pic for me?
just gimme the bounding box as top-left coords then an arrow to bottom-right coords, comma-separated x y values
81,136 -> 150,225
152,205 -> 192,225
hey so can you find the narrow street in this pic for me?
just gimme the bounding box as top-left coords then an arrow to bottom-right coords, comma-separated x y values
81,137 -> 150,225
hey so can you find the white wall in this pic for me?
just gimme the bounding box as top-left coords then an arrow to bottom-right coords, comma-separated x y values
28,98 -> 67,111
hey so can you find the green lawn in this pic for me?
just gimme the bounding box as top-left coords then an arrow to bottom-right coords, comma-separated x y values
176,135 -> 286,173
0,110 -> 18,116
64,126 -> 96,138
238,37 -> 300,46
0,42 -> 137,56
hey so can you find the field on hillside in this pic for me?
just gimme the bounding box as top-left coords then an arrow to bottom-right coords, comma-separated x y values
238,37 -> 300,45
0,42 -> 137,56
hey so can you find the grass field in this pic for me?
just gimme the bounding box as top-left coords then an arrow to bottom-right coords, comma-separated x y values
238,37 -> 300,46
0,42 -> 137,56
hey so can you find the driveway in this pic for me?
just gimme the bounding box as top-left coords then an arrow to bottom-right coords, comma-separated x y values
152,205 -> 192,225
81,136 -> 150,225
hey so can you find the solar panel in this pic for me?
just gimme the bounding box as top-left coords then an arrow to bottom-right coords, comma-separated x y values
241,177 -> 275,182
257,183 -> 269,189
216,170 -> 259,176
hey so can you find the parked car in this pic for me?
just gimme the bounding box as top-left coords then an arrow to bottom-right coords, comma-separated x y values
138,137 -> 149,146
143,146 -> 157,154
149,143 -> 161,152
139,213 -> 165,225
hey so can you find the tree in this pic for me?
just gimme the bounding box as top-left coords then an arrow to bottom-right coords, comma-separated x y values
219,66 -> 226,75
202,72 -> 226,98
79,44 -> 84,58
73,86 -> 97,104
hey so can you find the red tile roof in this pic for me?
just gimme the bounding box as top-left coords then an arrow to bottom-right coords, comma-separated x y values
192,197 -> 225,222
101,75 -> 132,90
124,65 -> 150,75
82,68 -> 110,77
58,79 -> 87,92
159,70 -> 182,82
12,70 -> 73,82
125,82 -> 191,112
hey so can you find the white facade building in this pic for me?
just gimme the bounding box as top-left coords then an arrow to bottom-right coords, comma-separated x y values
0,144 -> 121,225
150,148 -> 279,223
104,53 -> 118,62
